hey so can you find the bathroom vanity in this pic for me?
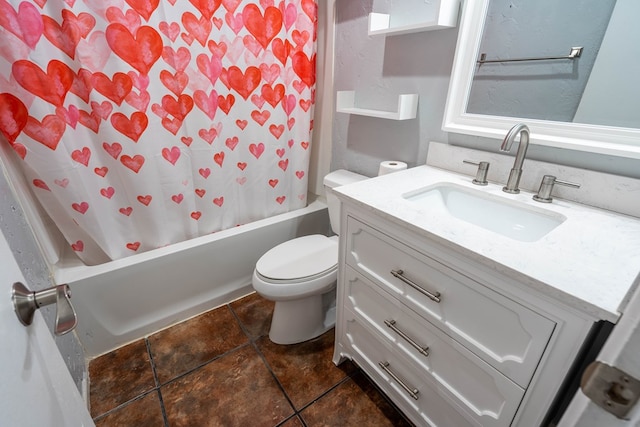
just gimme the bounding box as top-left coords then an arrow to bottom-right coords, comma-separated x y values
332,165 -> 640,426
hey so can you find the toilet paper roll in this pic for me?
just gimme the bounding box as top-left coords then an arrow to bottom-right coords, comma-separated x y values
378,161 -> 407,176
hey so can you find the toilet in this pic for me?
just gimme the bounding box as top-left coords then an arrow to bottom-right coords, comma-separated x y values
252,169 -> 367,344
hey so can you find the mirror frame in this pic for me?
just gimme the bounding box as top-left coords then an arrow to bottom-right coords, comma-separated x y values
443,0 -> 640,159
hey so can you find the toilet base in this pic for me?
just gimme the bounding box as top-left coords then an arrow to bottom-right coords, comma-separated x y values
269,291 -> 336,345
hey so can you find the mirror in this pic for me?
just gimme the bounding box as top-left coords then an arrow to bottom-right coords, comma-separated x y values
443,0 -> 640,159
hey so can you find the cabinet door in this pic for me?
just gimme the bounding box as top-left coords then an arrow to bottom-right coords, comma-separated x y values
345,217 -> 555,388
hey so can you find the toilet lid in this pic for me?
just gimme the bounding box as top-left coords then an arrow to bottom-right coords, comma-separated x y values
256,235 -> 338,280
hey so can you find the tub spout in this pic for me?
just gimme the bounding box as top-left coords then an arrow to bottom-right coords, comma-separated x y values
500,123 -> 530,194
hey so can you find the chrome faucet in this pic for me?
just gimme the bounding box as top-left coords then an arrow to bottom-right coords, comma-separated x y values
500,123 -> 530,194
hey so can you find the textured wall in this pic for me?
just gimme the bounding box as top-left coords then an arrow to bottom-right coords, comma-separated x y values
0,165 -> 86,393
574,0 -> 640,128
467,0 -> 615,122
332,0 -> 459,177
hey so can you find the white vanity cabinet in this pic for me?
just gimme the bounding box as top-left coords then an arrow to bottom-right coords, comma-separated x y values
333,206 -> 597,427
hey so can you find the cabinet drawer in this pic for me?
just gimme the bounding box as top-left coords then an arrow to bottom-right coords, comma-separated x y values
343,314 -> 477,427
345,216 -> 555,388
343,269 -> 524,427
343,311 -> 522,427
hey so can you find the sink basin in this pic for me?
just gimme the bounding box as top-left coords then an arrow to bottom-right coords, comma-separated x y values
403,183 -> 566,242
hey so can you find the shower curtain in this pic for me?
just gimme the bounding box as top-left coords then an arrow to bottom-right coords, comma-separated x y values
0,0 -> 317,264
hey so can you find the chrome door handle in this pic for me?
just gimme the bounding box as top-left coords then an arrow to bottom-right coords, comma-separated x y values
12,282 -> 78,336
384,319 -> 430,357
379,361 -> 420,400
391,269 -> 441,303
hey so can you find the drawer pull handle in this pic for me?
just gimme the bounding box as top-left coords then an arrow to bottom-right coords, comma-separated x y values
391,269 -> 441,303
384,319 -> 430,357
379,361 -> 420,400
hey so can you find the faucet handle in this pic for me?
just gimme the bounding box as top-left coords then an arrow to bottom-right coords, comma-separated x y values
533,175 -> 580,203
463,160 -> 490,186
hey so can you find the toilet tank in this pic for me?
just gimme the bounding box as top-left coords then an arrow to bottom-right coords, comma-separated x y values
323,170 -> 367,235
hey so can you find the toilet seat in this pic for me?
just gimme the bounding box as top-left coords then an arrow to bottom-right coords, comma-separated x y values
253,235 -> 338,301
255,234 -> 338,281
255,264 -> 337,284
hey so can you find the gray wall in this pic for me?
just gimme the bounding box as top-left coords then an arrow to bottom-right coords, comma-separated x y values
332,0 -> 640,180
0,167 -> 86,393
332,0 -> 458,177
574,0 -> 640,128
467,0 -> 615,122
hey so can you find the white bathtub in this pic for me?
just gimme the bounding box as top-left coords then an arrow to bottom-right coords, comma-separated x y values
53,198 -> 330,358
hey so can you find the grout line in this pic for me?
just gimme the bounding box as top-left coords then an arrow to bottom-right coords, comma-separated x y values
157,342 -> 252,388
248,336 -> 354,427
294,373 -> 352,414
156,388 -> 170,427
89,294 -> 410,426
145,338 -> 170,427
227,301 -> 259,343
227,299 -> 308,426
145,338 -> 161,388
275,414 -> 306,427
249,338 -> 300,418
91,389 -> 159,422
227,297 -> 353,426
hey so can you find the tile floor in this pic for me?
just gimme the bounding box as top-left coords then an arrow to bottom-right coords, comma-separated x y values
89,292 -> 414,427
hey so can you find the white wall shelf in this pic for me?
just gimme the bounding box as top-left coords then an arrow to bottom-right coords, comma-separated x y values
336,91 -> 418,120
368,0 -> 460,36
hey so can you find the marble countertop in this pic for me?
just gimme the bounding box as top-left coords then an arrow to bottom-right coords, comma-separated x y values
335,165 -> 640,322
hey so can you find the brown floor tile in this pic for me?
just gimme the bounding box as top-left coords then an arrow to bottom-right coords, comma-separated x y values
257,330 -> 356,409
278,415 -> 305,427
94,391 -> 164,427
162,345 -> 294,427
90,296 -> 411,427
230,292 -> 274,338
89,339 -> 156,418
148,305 -> 248,383
300,371 -> 413,427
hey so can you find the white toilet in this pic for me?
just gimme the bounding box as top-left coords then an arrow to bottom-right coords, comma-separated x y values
252,169 -> 367,344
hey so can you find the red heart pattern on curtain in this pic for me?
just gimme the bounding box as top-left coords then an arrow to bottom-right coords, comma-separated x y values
0,0 -> 317,264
